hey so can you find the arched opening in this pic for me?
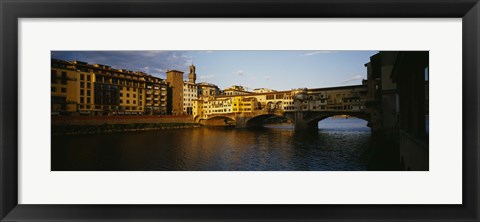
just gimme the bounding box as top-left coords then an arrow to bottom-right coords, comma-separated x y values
306,113 -> 370,130
193,115 -> 202,123
246,114 -> 292,128
204,116 -> 235,127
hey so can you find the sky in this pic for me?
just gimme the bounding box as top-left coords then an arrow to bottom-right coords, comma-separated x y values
51,50 -> 378,91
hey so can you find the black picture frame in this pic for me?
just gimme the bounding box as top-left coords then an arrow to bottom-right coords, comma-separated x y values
1,0 -> 479,221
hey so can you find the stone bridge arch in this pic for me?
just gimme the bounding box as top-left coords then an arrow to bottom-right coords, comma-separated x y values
304,111 -> 370,129
193,115 -> 203,123
244,113 -> 290,128
203,115 -> 236,126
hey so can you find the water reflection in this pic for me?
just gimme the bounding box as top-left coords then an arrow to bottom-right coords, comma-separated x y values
52,118 -> 371,171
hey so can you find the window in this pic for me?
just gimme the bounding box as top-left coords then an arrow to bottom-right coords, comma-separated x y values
51,87 -> 56,92
51,70 -> 57,83
61,88 -> 66,93
61,72 -> 67,84
80,90 -> 84,96
127,93 -> 130,98
80,82 -> 84,88
80,97 -> 84,103
87,90 -> 91,96
87,98 -> 90,103
87,83 -> 91,88
80,74 -> 84,81
87,75 -> 91,81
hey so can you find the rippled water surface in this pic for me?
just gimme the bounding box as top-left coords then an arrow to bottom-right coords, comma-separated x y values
52,118 -> 371,171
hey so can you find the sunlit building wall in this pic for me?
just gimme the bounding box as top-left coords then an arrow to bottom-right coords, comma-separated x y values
183,82 -> 198,115
51,59 -> 169,116
145,76 -> 168,115
166,70 -> 184,115
223,85 -> 251,96
51,59 -> 80,114
197,82 -> 221,97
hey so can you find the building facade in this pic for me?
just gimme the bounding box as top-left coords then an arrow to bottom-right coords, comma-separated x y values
145,75 -> 168,115
51,59 -> 168,116
197,82 -> 221,97
183,64 -> 198,115
183,82 -> 198,115
166,70 -> 184,115
223,85 -> 251,96
365,51 -> 429,171
51,59 -> 80,115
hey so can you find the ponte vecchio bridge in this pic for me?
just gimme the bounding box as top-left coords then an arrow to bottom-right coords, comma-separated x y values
193,85 -> 370,130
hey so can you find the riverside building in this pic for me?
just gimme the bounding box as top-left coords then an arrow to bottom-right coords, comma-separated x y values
166,69 -> 184,115
223,85 -> 251,96
51,59 -> 168,116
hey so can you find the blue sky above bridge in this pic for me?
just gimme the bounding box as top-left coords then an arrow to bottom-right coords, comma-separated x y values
51,50 -> 377,91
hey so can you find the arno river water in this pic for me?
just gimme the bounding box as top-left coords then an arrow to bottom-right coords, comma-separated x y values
52,118 -> 372,171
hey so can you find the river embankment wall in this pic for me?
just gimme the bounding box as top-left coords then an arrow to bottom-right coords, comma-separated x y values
52,115 -> 194,126
51,115 -> 198,135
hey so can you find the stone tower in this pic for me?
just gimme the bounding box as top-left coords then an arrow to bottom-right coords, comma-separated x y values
166,70 -> 184,115
188,64 -> 196,84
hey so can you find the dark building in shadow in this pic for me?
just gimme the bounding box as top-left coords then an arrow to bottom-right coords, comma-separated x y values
365,51 -> 429,171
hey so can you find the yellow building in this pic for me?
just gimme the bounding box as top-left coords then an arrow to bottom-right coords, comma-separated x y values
72,62 -> 146,115
51,59 -> 169,116
166,70 -> 184,115
231,96 -> 256,113
51,59 -> 80,114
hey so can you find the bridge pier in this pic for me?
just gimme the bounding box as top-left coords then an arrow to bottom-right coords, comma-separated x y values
235,115 -> 248,128
293,112 -> 309,130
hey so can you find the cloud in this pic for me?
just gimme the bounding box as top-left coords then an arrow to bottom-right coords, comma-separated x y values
304,51 -> 334,56
236,70 -> 245,76
199,74 -> 215,80
264,76 -> 272,80
340,75 -> 365,84
51,50 -> 193,78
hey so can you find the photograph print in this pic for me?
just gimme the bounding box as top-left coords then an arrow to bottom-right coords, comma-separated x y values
51,50 -> 429,171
